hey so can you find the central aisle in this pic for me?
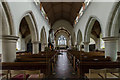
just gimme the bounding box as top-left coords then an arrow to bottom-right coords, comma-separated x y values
48,50 -> 79,79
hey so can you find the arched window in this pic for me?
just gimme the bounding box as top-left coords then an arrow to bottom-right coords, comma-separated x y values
58,35 -> 67,46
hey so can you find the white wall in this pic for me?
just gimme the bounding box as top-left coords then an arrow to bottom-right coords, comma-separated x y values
6,1 -> 50,43
74,1 -> 116,42
52,19 -> 73,34
2,1 -> 118,51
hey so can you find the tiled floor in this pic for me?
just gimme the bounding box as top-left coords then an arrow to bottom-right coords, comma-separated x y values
47,50 -> 79,79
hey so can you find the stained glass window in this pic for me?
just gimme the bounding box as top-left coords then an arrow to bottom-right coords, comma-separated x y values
58,35 -> 67,45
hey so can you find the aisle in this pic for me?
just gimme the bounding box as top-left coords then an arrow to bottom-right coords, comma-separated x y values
48,50 -> 79,79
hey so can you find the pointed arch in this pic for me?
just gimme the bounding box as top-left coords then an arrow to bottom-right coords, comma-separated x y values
84,16 -> 102,42
1,2 -> 14,35
106,2 -> 120,37
40,26 -> 47,44
71,32 -> 77,46
77,29 -> 82,45
19,12 -> 39,42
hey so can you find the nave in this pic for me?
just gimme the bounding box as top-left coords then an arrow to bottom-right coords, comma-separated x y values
1,0 -> 120,80
48,50 -> 79,79
1,49 -> 120,80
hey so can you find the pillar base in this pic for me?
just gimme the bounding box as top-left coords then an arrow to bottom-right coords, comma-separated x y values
32,41 -> 39,54
77,44 -> 81,51
41,43 -> 47,52
83,42 -> 89,52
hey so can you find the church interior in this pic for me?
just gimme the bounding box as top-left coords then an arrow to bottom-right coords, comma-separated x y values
0,0 -> 120,80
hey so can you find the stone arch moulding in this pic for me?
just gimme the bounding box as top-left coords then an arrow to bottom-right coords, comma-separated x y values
77,29 -> 83,45
56,32 -> 69,42
106,2 -> 120,37
40,26 -> 47,44
19,11 -> 39,42
1,2 -> 15,35
84,16 -> 103,43
71,32 -> 77,46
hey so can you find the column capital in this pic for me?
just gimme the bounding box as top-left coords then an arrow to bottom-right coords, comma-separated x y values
0,35 -> 19,40
102,37 -> 118,41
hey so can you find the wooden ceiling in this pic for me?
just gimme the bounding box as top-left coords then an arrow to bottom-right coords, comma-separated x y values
41,2 -> 83,26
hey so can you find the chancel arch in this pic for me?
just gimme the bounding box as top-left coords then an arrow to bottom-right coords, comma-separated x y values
54,27 -> 70,49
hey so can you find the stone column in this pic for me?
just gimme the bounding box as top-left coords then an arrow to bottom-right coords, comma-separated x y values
32,41 -> 39,54
0,38 -> 2,54
102,37 -> 118,61
83,42 -> 89,52
41,43 -> 46,52
21,38 -> 26,51
1,35 -> 18,62
68,39 -> 72,49
77,44 -> 81,51
54,40 -> 56,49
96,38 -> 100,50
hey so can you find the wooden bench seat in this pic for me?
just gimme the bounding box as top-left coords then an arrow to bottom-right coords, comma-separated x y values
78,61 -> 120,78
15,57 -> 51,62
112,73 -> 120,78
1,62 -> 52,74
0,70 -> 45,80
100,73 -> 118,79
85,69 -> 106,79
17,51 -> 57,59
85,69 -> 119,79
67,50 -> 120,79
67,50 -> 111,72
16,51 -> 57,63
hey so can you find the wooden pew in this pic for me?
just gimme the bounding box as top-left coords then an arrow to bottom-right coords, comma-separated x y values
15,57 -> 51,62
15,51 -> 57,73
0,51 -> 57,79
1,62 -> 52,75
67,50 -> 108,71
16,51 -> 32,56
68,51 -> 120,77
16,51 -> 57,59
67,50 -> 120,79
78,61 -> 120,79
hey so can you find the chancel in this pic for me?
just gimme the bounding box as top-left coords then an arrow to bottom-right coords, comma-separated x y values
0,0 -> 120,80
